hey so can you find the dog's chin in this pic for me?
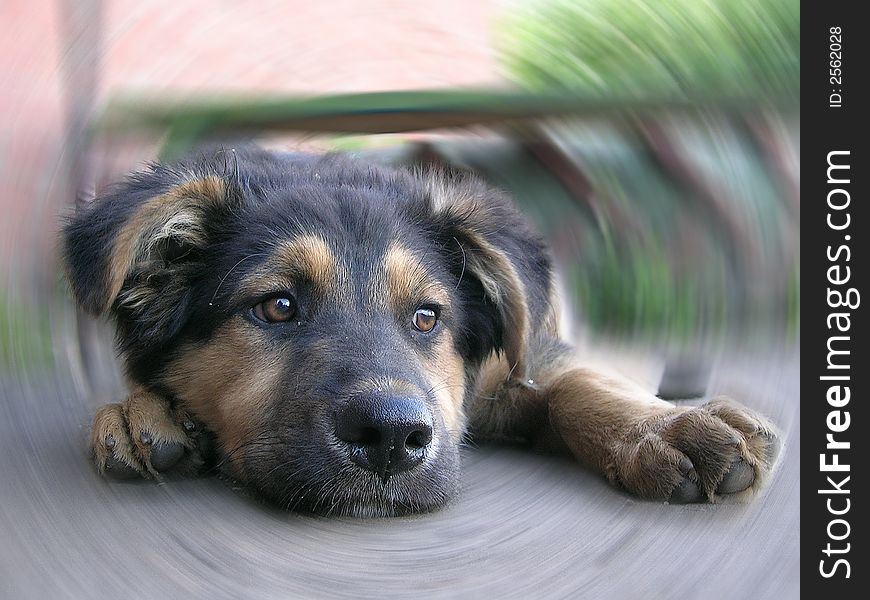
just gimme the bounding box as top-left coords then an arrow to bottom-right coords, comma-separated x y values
242,444 -> 461,517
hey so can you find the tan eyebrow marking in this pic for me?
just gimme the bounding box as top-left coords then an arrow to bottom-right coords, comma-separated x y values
237,234 -> 343,298
381,241 -> 450,309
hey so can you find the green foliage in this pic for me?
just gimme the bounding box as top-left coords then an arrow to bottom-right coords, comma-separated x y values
1,290 -> 54,370
573,236 -> 730,337
500,0 -> 800,98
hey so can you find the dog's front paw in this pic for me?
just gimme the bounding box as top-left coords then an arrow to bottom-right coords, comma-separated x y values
608,397 -> 781,504
90,390 -> 208,479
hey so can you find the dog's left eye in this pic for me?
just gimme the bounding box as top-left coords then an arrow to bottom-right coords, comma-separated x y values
252,296 -> 296,323
412,307 -> 438,333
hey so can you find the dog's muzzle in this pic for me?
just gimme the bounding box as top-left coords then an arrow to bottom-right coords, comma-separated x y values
335,393 -> 434,482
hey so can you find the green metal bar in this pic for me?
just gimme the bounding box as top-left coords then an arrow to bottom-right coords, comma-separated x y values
97,89 -> 799,138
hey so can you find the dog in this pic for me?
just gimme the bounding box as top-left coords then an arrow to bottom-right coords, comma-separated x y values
63,147 -> 780,516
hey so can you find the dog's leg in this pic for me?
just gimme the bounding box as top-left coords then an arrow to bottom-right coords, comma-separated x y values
90,388 -> 208,479
545,368 -> 781,503
470,338 -> 781,503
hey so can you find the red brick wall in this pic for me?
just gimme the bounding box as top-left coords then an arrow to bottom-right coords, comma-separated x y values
0,0 -> 503,273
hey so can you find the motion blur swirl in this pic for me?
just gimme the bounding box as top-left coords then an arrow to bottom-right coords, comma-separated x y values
2,1 -> 798,598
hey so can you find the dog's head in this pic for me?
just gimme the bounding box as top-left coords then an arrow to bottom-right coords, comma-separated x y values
64,148 -> 551,515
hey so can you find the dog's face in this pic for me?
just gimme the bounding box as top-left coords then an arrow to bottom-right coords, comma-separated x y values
65,149 -> 550,516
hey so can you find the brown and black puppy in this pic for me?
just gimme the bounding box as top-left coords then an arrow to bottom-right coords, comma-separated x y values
64,147 -> 780,516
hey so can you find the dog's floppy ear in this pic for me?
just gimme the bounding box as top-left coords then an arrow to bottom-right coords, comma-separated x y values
64,163 -> 235,348
425,174 -> 552,382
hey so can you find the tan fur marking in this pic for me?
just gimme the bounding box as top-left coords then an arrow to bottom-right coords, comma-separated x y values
91,404 -> 140,473
240,235 -> 344,301
424,172 -> 532,380
424,174 -> 476,214
420,331 -> 467,442
547,368 -> 675,471
381,241 -> 450,309
162,318 -> 285,477
174,175 -> 227,203
105,176 -> 227,311
464,233 -> 530,381
352,376 -> 422,397
468,350 -> 562,448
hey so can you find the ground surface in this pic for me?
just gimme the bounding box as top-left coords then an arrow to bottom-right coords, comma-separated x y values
0,348 -> 799,599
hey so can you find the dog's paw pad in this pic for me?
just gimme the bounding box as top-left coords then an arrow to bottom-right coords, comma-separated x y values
717,459 -> 755,494
149,441 -> 186,472
669,477 -> 704,504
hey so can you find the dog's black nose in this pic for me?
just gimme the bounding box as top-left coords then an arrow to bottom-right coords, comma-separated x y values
335,394 -> 434,480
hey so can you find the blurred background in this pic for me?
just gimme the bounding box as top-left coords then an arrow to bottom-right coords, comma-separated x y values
1,1 -> 799,598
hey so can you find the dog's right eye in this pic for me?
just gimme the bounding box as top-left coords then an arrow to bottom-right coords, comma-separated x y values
252,296 -> 296,323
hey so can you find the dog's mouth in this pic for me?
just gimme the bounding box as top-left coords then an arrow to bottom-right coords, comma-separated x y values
233,391 -> 460,516
240,437 -> 461,517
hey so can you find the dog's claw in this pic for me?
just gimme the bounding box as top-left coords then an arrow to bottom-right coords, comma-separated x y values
669,477 -> 703,504
718,459 -> 755,494
678,456 -> 698,480
678,456 -> 692,473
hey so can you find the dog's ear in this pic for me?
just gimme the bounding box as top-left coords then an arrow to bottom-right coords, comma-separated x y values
425,174 -> 552,382
64,164 -> 235,348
